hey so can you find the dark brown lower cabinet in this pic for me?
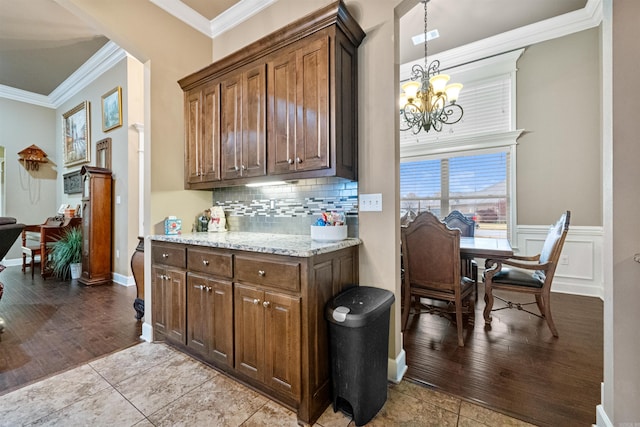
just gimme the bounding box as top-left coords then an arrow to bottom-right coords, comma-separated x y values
187,273 -> 233,367
234,283 -> 301,401
151,241 -> 359,426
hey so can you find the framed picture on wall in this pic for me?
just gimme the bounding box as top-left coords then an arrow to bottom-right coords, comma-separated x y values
62,101 -> 91,167
101,86 -> 122,132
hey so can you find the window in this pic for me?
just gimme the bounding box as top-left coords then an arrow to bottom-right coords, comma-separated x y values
400,149 -> 510,238
399,50 -> 523,240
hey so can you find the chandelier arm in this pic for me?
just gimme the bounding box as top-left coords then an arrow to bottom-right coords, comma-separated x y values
399,0 -> 463,134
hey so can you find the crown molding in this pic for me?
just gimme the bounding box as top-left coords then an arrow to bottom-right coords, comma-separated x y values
402,0 -> 603,78
149,0 -> 277,39
209,0 -> 277,38
49,41 -> 127,108
0,41 -> 127,109
149,0 -> 212,36
0,85 -> 54,108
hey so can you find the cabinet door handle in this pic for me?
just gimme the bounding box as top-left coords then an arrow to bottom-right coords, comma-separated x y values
252,298 -> 261,305
287,158 -> 293,165
206,286 -> 212,292
258,270 -> 265,277
202,259 -> 209,266
263,301 -> 270,308
194,285 -> 205,290
234,166 -> 239,171
161,274 -> 169,280
241,165 -> 246,170
296,157 -> 302,164
162,253 -> 169,258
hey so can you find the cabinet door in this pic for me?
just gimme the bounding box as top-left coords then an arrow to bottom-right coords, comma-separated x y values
268,50 -> 297,175
264,291 -> 301,399
201,82 -> 221,182
153,266 -> 186,344
296,36 -> 329,171
168,269 -> 187,344
186,273 -> 209,354
187,273 -> 234,367
151,265 -> 169,337
221,74 -> 243,180
185,89 -> 203,183
187,83 -> 221,185
234,284 -> 264,381
209,279 -> 234,366
241,64 -> 266,178
221,65 -> 266,180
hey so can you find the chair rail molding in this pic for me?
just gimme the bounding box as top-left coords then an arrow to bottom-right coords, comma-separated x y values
514,224 -> 604,299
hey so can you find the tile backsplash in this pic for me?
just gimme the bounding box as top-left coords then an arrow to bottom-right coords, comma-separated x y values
201,177 -> 359,236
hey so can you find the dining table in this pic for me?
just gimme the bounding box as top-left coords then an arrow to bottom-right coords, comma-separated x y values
459,236 -> 513,260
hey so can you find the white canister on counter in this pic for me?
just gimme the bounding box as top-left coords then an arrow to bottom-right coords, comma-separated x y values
208,206 -> 227,232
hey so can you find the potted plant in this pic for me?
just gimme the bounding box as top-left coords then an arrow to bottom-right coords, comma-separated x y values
50,227 -> 82,280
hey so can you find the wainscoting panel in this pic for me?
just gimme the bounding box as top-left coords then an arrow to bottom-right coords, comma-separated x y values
514,225 -> 603,299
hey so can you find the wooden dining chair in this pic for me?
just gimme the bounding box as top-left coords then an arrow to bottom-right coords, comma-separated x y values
443,210 -> 478,301
401,211 -> 475,346
483,211 -> 570,337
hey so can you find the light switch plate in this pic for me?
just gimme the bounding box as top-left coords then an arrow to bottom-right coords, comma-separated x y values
359,193 -> 382,212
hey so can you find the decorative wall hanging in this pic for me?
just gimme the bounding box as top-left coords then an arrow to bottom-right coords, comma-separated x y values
63,101 -> 91,167
18,144 -> 48,170
63,170 -> 82,194
101,86 -> 122,132
96,137 -> 112,170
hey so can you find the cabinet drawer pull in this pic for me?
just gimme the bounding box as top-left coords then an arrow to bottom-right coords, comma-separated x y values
263,301 -> 270,308
258,270 -> 265,277
252,298 -> 261,305
202,259 -> 209,266
162,253 -> 169,258
194,285 -> 205,290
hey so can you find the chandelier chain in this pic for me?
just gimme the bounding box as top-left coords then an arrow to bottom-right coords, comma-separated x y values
424,0 -> 428,70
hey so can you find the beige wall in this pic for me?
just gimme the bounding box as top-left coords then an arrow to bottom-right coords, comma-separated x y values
55,57 -> 139,278
517,28 -> 601,227
0,99 -> 58,259
58,0 -> 214,235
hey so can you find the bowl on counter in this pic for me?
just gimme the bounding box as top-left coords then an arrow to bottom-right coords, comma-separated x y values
311,225 -> 347,242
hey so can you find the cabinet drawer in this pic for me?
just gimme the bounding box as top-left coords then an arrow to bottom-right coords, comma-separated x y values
151,244 -> 186,268
235,255 -> 300,292
187,247 -> 233,278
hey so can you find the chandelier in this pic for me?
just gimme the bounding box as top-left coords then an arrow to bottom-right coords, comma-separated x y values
400,0 -> 463,134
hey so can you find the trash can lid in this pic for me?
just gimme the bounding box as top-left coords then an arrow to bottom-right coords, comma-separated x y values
326,286 -> 395,327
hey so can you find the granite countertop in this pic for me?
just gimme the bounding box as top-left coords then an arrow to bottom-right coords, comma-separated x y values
149,232 -> 362,257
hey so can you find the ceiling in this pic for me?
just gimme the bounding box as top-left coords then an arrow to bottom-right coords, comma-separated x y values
0,0 -> 588,97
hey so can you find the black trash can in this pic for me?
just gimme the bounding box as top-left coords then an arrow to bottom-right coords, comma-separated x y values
326,286 -> 395,426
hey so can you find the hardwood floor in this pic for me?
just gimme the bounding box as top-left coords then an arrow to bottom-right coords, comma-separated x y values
0,266 -> 142,395
1,264 -> 603,426
403,283 -> 603,427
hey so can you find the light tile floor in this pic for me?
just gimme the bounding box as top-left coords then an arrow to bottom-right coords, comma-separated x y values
0,342 -> 533,426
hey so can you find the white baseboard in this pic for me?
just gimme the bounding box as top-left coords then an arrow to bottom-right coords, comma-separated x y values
388,349 -> 408,384
141,322 -> 153,342
112,272 -> 135,287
